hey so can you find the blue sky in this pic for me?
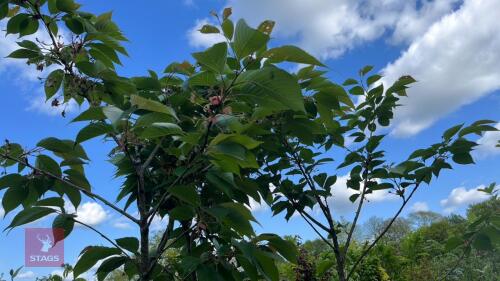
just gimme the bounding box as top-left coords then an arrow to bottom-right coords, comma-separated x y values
1,0 -> 499,279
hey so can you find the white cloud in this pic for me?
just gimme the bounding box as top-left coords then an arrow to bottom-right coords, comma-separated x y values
474,122 -> 500,159
440,185 -> 492,213
410,201 -> 429,212
326,175 -> 397,215
67,202 -> 108,226
384,0 -> 500,136
112,220 -> 133,230
189,0 -> 459,58
187,19 -> 226,48
0,21 -> 78,116
16,271 -> 36,280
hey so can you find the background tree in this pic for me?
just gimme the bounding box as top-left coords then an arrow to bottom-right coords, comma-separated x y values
261,61 -> 498,280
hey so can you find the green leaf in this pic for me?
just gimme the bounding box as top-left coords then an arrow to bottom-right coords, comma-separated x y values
19,17 -> 39,37
0,174 -> 24,191
73,246 -> 122,278
192,42 -> 228,73
6,207 -> 56,230
236,66 -> 305,113
116,237 -> 139,253
443,124 -> 464,140
7,49 -> 39,59
472,233 -> 492,251
255,250 -> 279,281
210,134 -> 262,149
139,122 -> 184,138
56,0 -> 79,13
72,107 -> 106,122
37,138 -> 89,159
170,205 -> 196,220
187,71 -> 218,87
48,0 -> 59,13
0,0 -> 8,20
452,153 -> 474,164
96,256 -> 128,281
221,19 -> 234,40
102,106 -> 124,125
2,186 -> 26,215
360,65 -> 373,76
233,19 -> 269,59
64,16 -> 84,34
7,13 -> 29,34
36,197 -> 65,208
130,95 -> 178,120
262,45 -> 325,66
445,236 -> 463,251
52,214 -> 74,245
199,24 -> 219,34
349,193 -> 360,203
64,169 -> 91,191
169,185 -> 200,206
44,69 -> 64,99
366,74 -> 382,86
76,122 -> 113,144
36,154 -> 62,177
317,259 -> 335,276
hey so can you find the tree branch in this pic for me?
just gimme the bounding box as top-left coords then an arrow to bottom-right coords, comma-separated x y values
72,218 -> 131,259
0,153 -> 139,224
346,181 -> 421,280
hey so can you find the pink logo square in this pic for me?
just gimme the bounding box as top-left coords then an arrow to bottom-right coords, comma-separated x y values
25,228 -> 64,267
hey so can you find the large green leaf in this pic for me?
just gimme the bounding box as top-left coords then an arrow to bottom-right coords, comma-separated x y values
44,69 -> 65,99
5,207 -> 56,230
72,107 -> 106,122
2,186 -> 26,215
96,256 -> 128,281
169,185 -> 200,206
36,154 -> 62,177
236,66 -> 305,113
192,42 -> 228,73
262,45 -> 325,66
116,237 -> 139,253
73,246 -> 122,278
139,122 -> 184,138
76,122 -> 113,144
130,95 -> 178,120
233,19 -> 269,59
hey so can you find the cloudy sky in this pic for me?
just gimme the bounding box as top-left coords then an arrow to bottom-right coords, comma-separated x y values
0,0 -> 499,279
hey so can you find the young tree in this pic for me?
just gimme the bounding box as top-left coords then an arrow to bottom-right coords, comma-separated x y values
258,56 -> 498,279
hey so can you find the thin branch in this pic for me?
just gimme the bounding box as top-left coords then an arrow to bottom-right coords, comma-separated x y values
298,211 -> 335,250
0,153 -> 139,224
344,155 -> 371,256
346,181 -> 421,280
72,218 -> 131,259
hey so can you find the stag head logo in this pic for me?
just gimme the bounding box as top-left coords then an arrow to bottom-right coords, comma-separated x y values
25,228 -> 64,267
37,234 -> 53,252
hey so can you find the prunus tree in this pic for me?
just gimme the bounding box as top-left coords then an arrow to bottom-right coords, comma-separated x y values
0,1 -> 498,281
0,2 -> 301,280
